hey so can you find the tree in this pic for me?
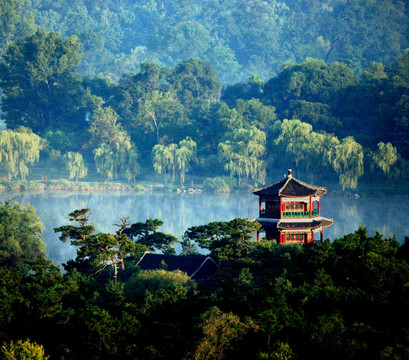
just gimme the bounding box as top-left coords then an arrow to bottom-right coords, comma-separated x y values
0,0 -> 36,55
54,208 -> 95,262
0,200 -> 45,268
125,269 -> 195,304
262,58 -> 358,115
183,218 -> 261,262
329,136 -> 364,190
218,126 -> 266,186
159,21 -> 212,63
269,119 -> 332,172
221,75 -> 264,107
317,0 -> 408,72
89,106 -> 140,182
371,142 -> 398,175
235,98 -> 277,130
0,339 -> 49,360
152,137 -> 197,186
0,128 -> 42,181
137,90 -> 185,144
55,209 -> 139,279
122,218 -> 178,255
188,306 -> 256,360
89,106 -> 130,149
169,59 -> 222,107
64,152 -> 87,182
0,31 -> 88,133
93,143 -> 140,182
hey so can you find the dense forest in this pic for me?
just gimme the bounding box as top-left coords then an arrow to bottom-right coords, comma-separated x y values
0,0 -> 409,190
1,1 -> 409,359
1,201 -> 409,359
2,0 -> 408,83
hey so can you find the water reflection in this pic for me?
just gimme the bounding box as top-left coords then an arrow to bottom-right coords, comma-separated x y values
1,191 -> 408,265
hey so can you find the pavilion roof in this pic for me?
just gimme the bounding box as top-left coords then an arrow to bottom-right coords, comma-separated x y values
257,217 -> 333,230
253,170 -> 326,197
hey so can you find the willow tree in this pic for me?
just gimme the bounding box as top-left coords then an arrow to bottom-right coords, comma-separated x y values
152,137 -> 197,186
0,129 -> 42,181
270,119 -> 336,172
64,152 -> 87,182
91,106 -> 140,181
372,142 -> 398,175
94,143 -> 139,182
218,126 -> 266,187
329,136 -> 364,190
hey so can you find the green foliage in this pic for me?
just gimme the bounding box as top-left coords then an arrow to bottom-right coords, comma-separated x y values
152,137 -> 197,186
0,129 -> 42,182
64,152 -> 87,182
183,218 -> 262,263
2,197 -> 409,360
125,269 -> 195,303
0,31 -> 87,133
329,136 -> 364,190
0,339 -> 49,360
188,306 -> 257,360
55,209 -> 143,279
0,200 -> 45,268
0,0 -> 36,56
137,89 -> 185,143
89,106 -> 130,150
263,58 -> 358,112
218,126 -> 267,186
122,218 -> 178,255
169,59 -> 222,106
90,106 -> 140,181
271,119 -> 365,189
18,0 -> 409,82
372,142 -> 398,174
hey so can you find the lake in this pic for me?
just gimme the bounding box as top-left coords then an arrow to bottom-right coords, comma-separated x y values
1,190 -> 408,265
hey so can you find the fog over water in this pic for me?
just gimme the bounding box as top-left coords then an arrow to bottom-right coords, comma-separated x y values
1,190 -> 408,265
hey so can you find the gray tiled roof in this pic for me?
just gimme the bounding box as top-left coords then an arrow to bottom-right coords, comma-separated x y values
257,217 -> 333,230
253,175 -> 326,197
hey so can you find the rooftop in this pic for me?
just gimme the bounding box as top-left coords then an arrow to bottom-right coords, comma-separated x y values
253,169 -> 326,197
257,217 -> 334,230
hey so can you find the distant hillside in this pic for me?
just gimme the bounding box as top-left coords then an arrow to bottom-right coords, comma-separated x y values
2,0 -> 407,84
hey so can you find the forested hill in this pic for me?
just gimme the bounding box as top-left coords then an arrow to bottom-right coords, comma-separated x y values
1,0 -> 409,83
1,0 -> 409,191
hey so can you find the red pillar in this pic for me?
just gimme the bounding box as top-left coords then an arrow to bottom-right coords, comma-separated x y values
257,231 -> 260,242
320,228 -> 323,243
259,198 -> 262,216
279,196 -> 283,218
311,230 -> 315,244
309,196 -> 312,218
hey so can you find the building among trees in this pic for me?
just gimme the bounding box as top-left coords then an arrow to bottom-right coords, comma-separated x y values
253,169 -> 333,244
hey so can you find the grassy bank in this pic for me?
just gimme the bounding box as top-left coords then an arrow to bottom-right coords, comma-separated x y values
0,179 -> 147,192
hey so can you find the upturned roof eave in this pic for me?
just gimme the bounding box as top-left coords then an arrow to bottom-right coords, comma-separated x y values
253,177 -> 327,197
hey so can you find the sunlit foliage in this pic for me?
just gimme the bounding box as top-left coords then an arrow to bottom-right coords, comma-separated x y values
0,128 -> 42,182
218,126 -> 266,186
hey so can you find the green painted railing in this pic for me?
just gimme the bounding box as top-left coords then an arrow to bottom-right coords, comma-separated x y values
282,209 -> 319,218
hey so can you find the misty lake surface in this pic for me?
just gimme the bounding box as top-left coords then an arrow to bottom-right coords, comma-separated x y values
1,190 -> 408,265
